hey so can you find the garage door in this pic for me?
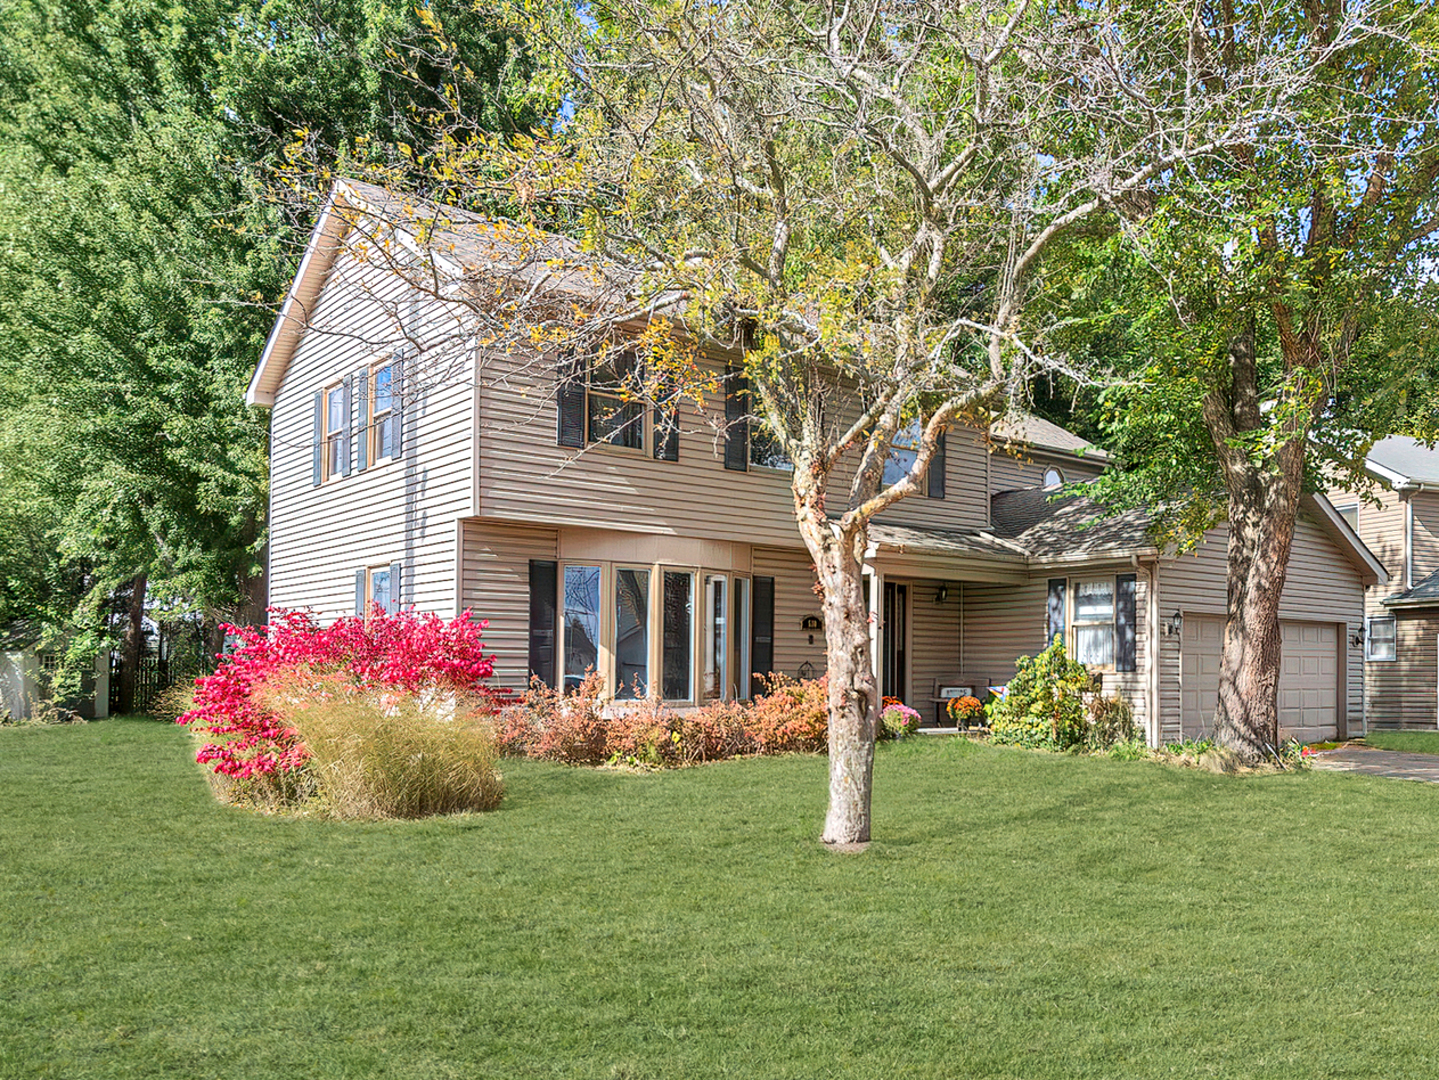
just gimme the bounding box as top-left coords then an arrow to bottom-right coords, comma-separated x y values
1277,622 -> 1338,744
1179,617 -> 1339,743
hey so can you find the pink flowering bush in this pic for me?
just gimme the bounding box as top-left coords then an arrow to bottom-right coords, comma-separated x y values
179,608 -> 505,808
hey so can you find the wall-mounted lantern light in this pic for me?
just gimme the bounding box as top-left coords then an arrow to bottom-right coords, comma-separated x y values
1163,610 -> 1184,637
935,584 -> 949,605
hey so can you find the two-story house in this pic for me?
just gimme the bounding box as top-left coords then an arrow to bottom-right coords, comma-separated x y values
1330,436 -> 1439,729
249,180 -> 1383,746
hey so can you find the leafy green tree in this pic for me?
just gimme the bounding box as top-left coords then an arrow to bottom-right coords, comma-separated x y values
1061,1 -> 1439,762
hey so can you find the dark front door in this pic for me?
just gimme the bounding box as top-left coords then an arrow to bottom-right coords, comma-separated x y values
882,582 -> 908,703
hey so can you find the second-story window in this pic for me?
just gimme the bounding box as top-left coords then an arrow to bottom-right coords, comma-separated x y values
370,361 -> 397,462
880,418 -> 945,497
324,382 -> 348,480
749,426 -> 793,471
587,350 -> 644,450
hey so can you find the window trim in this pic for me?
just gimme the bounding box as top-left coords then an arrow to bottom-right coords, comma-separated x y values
321,380 -> 348,482
1043,466 -> 1065,488
1366,615 -> 1397,662
585,350 -> 648,455
1070,576 -> 1118,670
368,359 -> 399,467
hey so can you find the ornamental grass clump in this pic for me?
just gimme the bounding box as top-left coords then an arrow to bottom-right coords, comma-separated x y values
257,672 -> 503,819
179,608 -> 505,815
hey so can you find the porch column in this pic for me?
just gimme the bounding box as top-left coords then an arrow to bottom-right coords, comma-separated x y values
865,566 -> 883,688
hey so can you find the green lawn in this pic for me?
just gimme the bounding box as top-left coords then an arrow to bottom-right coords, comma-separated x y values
1361,730 -> 1439,755
5,721 -> 1439,1079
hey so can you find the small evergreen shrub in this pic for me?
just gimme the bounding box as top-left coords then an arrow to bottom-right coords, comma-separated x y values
987,638 -> 1096,751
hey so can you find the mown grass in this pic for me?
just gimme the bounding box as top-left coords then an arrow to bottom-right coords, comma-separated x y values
1361,729 -> 1439,755
5,719 -> 1439,1078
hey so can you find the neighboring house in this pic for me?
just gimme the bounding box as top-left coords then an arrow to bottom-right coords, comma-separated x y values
250,180 -> 1382,745
1329,436 -> 1439,729
0,624 -> 110,722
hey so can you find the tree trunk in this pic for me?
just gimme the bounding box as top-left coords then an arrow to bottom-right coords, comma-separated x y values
793,494 -> 879,846
1211,479 -> 1299,761
116,573 -> 147,715
1204,324 -> 1310,764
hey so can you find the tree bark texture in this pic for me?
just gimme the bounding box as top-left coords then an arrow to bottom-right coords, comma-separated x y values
793,474 -> 878,846
1203,326 -> 1309,763
116,573 -> 147,715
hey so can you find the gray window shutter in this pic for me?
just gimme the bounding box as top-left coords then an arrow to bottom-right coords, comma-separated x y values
556,351 -> 585,448
528,560 -> 558,688
1046,578 -> 1067,649
356,369 -> 370,472
1116,573 -> 1137,672
355,569 -> 366,616
391,357 -> 405,457
312,391 -> 323,486
724,364 -> 748,471
927,430 -> 947,499
338,376 -> 352,477
751,576 -> 775,698
388,560 -> 402,613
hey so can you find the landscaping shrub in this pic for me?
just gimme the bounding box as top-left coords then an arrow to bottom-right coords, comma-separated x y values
881,702 -> 922,739
987,638 -> 1096,751
1085,693 -> 1137,751
179,608 -> 504,813
745,674 -> 829,753
493,673 -> 828,767
257,672 -> 504,819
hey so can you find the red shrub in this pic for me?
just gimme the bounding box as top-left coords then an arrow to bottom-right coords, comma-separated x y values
179,607 -> 503,782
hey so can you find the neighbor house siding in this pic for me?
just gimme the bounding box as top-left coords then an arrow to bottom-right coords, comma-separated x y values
1410,493 -> 1439,585
459,520 -> 559,692
1156,518 -> 1364,743
266,246 -> 474,619
475,344 -> 990,544
1366,611 -> 1439,730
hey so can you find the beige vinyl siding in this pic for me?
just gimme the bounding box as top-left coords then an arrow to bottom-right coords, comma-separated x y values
752,546 -> 826,680
959,578 -> 1049,687
1366,612 -> 1439,729
989,447 -> 1105,493
957,571 -> 1150,731
1156,518 -> 1364,742
267,246 -> 474,619
459,521 -> 559,692
1411,493 -> 1439,585
1338,485 -> 1405,614
476,345 -> 989,544
897,578 -> 961,724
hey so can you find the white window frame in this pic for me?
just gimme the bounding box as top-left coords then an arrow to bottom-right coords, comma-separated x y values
1043,466 -> 1065,487
1070,576 -> 1117,670
322,381 -> 346,481
364,564 -> 394,618
1366,615 -> 1397,662
369,359 -> 398,466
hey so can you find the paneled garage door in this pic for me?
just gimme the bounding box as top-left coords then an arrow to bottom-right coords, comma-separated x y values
1179,617 -> 1339,743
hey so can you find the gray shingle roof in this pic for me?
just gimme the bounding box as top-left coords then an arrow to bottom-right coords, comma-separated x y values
989,412 -> 1108,461
1366,435 -> 1439,486
989,488 -> 1155,561
869,522 -> 1029,562
1383,566 -> 1439,608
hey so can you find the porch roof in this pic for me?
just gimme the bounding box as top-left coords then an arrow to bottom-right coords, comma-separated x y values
1383,567 -> 1439,609
870,522 -> 1029,562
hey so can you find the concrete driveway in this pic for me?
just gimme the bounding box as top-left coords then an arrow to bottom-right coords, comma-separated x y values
1307,745 -> 1439,783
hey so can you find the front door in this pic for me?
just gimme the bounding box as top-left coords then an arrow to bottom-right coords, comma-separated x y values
882,582 -> 908,703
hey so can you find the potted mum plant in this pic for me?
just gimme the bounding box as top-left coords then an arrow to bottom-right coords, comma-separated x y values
946,695 -> 985,731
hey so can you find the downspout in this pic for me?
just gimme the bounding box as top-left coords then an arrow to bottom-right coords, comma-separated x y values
1146,557 -> 1161,748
